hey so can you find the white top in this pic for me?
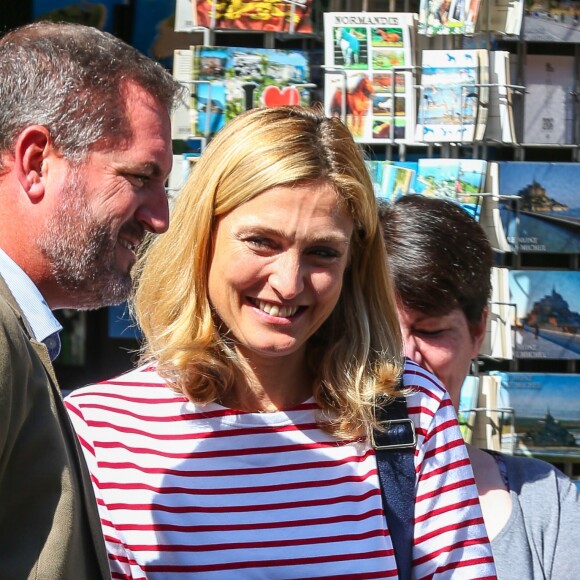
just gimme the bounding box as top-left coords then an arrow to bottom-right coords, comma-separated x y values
65,359 -> 496,579
0,247 -> 61,343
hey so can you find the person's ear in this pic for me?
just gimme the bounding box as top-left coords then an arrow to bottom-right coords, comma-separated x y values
471,306 -> 489,356
14,126 -> 52,203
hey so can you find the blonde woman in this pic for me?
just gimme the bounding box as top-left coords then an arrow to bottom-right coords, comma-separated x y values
65,106 -> 496,579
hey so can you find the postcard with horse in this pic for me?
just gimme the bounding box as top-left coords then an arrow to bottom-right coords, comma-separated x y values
323,12 -> 417,144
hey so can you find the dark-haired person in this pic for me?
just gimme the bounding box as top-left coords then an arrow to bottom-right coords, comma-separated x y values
380,194 -> 580,579
0,21 -> 182,579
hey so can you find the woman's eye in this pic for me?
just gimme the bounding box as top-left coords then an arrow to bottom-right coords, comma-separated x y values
246,237 -> 275,250
309,247 -> 340,259
415,328 -> 444,338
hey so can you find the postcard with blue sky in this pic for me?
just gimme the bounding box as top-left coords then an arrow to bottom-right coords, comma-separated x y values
416,49 -> 480,142
193,46 -> 309,137
414,158 -> 487,205
509,269 -> 580,359
492,371 -> 580,459
498,162 -> 580,253
366,161 -> 417,201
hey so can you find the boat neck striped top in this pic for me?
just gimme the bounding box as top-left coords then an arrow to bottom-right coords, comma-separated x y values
64,359 -> 496,579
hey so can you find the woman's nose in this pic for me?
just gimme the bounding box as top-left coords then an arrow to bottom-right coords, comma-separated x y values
268,251 -> 305,300
401,331 -> 422,365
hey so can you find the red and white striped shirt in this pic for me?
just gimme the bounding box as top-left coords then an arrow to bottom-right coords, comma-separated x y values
65,359 -> 496,579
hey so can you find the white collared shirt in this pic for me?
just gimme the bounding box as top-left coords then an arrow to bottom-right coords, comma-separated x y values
0,247 -> 62,359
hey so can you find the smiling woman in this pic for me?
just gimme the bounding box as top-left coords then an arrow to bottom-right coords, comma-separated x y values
133,104 -> 401,430
64,105 -> 497,579
206,181 -> 354,406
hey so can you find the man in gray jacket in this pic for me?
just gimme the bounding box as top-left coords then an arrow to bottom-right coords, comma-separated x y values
0,22 -> 182,579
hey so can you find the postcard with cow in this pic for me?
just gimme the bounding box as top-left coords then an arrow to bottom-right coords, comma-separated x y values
323,12 -> 417,144
521,54 -> 575,145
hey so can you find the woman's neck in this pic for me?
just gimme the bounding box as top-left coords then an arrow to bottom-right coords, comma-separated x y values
221,351 -> 314,412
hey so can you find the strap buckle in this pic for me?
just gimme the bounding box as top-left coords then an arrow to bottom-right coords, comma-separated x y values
371,418 -> 417,451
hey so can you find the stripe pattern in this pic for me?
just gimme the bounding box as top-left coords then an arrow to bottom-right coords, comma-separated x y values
65,359 -> 496,579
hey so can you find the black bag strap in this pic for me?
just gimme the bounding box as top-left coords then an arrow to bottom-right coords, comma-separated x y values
372,395 -> 417,580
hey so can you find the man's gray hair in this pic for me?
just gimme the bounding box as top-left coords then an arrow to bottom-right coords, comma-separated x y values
0,21 -> 184,169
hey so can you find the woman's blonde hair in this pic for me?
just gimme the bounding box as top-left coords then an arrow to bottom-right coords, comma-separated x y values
133,105 -> 403,438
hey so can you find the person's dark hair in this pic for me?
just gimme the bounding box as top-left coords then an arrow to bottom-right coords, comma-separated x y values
379,195 -> 493,330
0,21 -> 184,169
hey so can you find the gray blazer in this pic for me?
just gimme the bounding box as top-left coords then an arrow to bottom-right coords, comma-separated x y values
0,275 -> 110,579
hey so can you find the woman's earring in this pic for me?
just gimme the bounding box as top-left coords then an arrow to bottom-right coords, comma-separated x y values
470,358 -> 479,377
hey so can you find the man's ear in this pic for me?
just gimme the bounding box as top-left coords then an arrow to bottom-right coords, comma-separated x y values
471,306 -> 489,357
14,125 -> 52,203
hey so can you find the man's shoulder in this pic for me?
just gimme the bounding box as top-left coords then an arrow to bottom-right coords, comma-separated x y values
0,275 -> 24,327
0,282 -> 15,313
0,286 -> 30,352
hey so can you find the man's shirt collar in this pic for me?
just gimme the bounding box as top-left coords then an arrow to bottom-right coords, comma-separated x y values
0,248 -> 62,359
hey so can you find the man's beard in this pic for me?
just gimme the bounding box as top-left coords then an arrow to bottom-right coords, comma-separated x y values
37,168 -> 134,310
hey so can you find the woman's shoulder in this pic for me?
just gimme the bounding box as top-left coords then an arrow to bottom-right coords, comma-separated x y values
400,359 -> 458,438
499,452 -> 580,574
401,358 -> 450,411
500,452 -> 579,500
64,362 -> 182,406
